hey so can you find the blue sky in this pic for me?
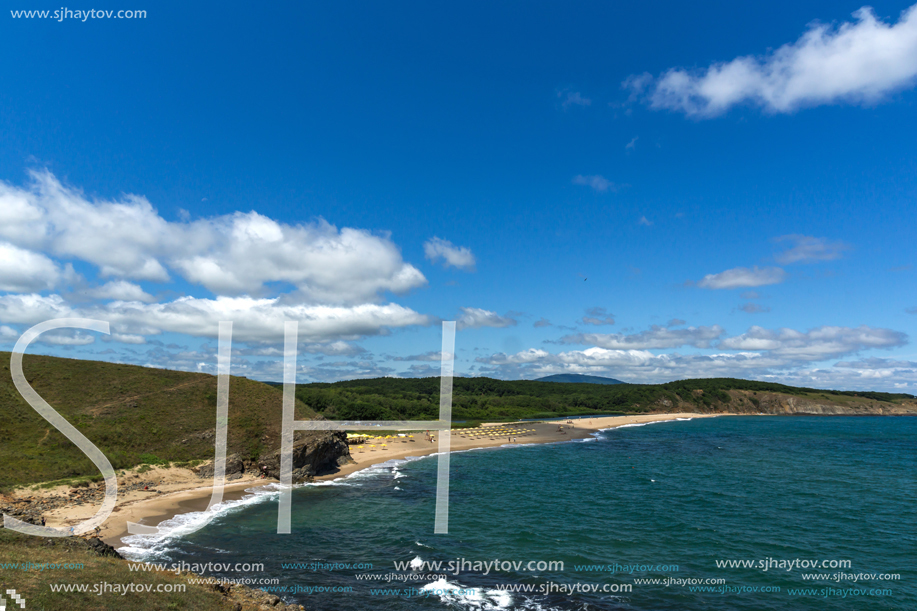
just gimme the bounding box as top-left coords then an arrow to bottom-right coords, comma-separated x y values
1,1 -> 916,390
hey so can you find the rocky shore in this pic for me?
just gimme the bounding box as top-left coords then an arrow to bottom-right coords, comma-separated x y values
2,430 -> 354,530
194,430 -> 355,483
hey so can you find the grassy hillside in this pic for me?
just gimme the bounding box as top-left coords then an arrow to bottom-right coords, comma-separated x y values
0,352 -> 317,490
0,529 -> 301,610
294,376 -> 917,422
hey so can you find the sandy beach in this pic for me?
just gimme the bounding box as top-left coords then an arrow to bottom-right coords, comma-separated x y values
11,413 -> 724,548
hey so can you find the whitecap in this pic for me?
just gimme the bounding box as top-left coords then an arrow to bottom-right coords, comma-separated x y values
602,417 -> 694,431
118,484 -> 282,560
421,578 -> 514,610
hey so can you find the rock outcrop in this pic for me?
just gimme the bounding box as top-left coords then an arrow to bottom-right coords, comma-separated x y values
648,389 -> 917,416
259,431 -> 354,483
194,430 -> 354,484
86,536 -> 123,559
196,454 -> 246,479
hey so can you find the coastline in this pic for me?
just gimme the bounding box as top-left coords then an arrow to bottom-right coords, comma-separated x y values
27,412 -> 725,548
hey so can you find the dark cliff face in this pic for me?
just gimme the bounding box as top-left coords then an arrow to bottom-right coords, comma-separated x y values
195,430 -> 354,484
259,431 -> 354,482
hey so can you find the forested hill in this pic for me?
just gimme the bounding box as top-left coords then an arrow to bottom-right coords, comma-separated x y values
293,376 -> 917,422
534,373 -> 624,384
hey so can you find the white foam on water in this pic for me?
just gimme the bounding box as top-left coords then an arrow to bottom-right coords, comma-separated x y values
118,474 -> 363,560
421,578 -> 514,610
513,599 -> 566,611
601,417 -> 694,431
410,555 -> 424,570
118,483 -> 284,560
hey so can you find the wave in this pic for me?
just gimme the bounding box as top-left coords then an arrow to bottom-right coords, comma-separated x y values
601,417 -> 694,431
420,577 -> 513,610
118,483 -> 283,560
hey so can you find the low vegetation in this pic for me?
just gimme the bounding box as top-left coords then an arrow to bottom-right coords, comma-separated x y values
0,352 -> 316,490
0,529 -> 274,610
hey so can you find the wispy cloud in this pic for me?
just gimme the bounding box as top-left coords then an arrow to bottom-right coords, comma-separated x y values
626,136 -> 639,150
476,324 -> 912,389
534,318 -> 552,328
456,307 -> 517,331
774,235 -> 850,264
0,325 -> 20,342
719,325 -> 906,360
581,307 -> 615,326
738,302 -> 771,314
391,351 -> 446,362
572,174 -> 616,193
698,266 -> 786,289
627,4 -> 917,117
84,280 -> 157,303
562,324 -> 724,349
423,237 -> 476,271
558,90 -> 592,109
638,216 -> 653,226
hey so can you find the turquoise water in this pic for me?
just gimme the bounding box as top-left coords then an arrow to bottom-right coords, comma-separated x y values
123,416 -> 916,610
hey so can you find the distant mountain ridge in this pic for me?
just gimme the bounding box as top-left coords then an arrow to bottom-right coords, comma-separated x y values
533,373 -> 625,385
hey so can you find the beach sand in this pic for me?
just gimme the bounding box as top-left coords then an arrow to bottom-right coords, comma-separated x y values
12,412 -> 723,548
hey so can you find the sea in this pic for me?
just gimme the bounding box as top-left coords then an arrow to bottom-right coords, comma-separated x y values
120,416 -> 916,610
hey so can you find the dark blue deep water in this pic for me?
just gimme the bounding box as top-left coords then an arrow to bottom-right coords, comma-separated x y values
122,416 -> 917,610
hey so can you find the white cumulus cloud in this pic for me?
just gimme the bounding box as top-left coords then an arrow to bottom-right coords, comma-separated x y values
0,242 -> 76,292
0,293 -> 433,344
632,4 -> 917,117
0,170 -> 427,303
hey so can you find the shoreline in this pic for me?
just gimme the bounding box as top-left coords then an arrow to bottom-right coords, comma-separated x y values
38,412 -> 727,548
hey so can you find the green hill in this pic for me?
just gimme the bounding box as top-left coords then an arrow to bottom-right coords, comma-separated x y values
534,373 -> 625,385
2,352 -> 915,490
0,352 -> 316,490
294,375 -> 917,423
